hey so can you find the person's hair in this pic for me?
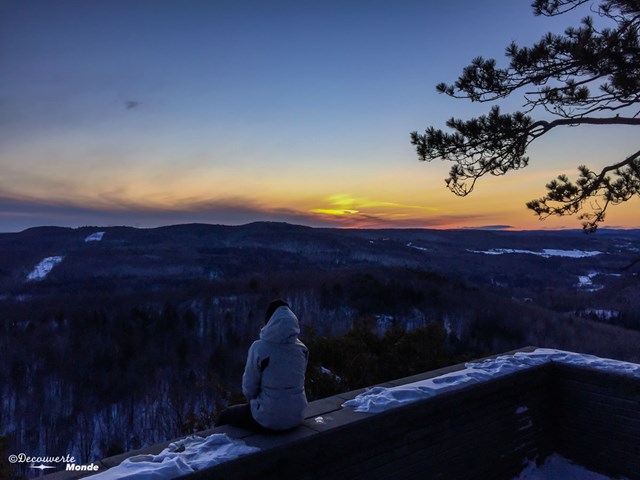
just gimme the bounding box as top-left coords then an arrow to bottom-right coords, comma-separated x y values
264,299 -> 289,325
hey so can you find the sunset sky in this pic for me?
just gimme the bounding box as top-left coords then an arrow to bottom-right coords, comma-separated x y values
1,0 -> 637,232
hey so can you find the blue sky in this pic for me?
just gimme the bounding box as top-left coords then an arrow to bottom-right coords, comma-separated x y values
1,0 -> 637,231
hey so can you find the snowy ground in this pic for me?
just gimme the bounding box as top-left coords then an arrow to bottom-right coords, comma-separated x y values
514,454 -> 628,480
26,256 -> 64,281
468,248 -> 602,258
406,242 -> 428,252
576,271 -> 601,291
85,231 -> 106,242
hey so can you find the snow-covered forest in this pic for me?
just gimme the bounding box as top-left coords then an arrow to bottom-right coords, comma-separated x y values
1,223 -> 639,477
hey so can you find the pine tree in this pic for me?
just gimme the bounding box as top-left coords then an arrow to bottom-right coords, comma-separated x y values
411,0 -> 639,231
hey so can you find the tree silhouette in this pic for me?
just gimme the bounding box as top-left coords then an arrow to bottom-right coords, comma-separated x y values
411,0 -> 639,231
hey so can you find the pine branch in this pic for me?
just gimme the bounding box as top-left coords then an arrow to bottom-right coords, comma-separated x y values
412,0 -> 640,230
526,149 -> 640,231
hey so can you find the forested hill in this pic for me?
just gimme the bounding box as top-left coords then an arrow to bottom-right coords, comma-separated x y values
1,222 -> 638,299
1,222 -> 639,475
2,222 -> 639,342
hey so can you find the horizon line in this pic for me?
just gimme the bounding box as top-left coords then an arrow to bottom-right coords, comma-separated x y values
2,220 -> 639,235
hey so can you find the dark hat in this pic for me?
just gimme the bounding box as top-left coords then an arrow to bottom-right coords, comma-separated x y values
265,299 -> 289,325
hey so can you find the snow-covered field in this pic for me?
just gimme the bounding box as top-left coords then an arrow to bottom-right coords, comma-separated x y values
85,231 -> 106,242
514,454 -> 627,480
26,256 -> 64,281
468,248 -> 603,258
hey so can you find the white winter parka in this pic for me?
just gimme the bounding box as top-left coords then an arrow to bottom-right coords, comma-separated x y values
242,306 -> 308,430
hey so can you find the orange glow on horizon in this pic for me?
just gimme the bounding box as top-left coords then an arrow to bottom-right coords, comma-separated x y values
1,155 -> 638,231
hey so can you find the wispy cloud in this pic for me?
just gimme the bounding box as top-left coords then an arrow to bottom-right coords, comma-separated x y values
2,187 -> 636,233
0,194 -> 327,232
125,100 -> 140,110
0,191 -> 488,232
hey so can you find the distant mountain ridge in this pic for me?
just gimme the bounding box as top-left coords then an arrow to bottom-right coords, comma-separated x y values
2,222 -> 638,297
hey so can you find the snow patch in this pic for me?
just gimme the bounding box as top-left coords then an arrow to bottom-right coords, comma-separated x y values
580,309 -> 620,321
468,248 -> 602,258
87,434 -> 259,479
443,314 -> 464,340
576,271 -> 623,292
343,348 -> 640,413
518,419 -> 533,431
321,366 -> 342,383
373,314 -> 395,335
85,231 -> 106,242
26,256 -> 64,281
576,271 -> 605,291
443,317 -> 453,336
514,453 -> 628,480
406,242 -> 428,252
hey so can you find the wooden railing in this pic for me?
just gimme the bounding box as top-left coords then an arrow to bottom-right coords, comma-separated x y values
43,346 -> 640,480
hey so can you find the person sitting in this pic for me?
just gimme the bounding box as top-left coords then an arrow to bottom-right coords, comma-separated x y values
215,299 -> 309,431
